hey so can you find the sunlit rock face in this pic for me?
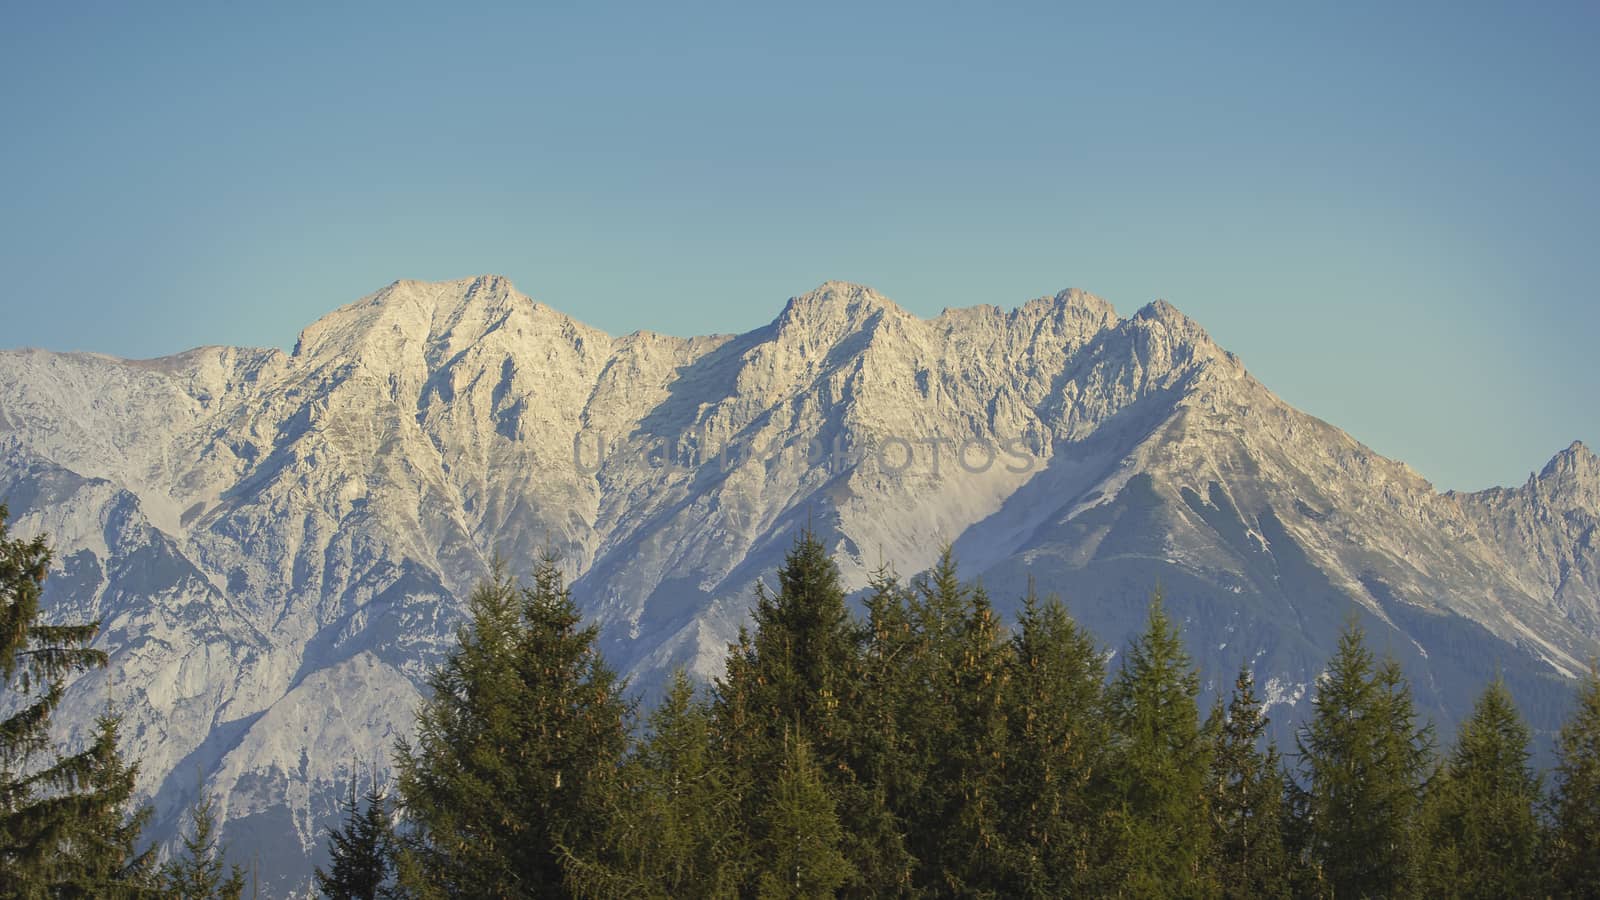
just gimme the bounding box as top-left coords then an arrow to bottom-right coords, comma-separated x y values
3,275 -> 1595,893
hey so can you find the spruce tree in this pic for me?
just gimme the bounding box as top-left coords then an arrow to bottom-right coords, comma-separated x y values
315,772 -> 394,900
938,583 -> 1010,895
565,670 -> 740,899
393,556 -> 632,898
833,567 -> 916,897
752,730 -> 854,900
711,531 -> 864,894
1547,663 -> 1600,898
160,791 -> 245,900
1205,666 -> 1290,900
49,712 -> 157,897
724,530 -> 856,752
1374,657 -> 1434,895
0,505 -> 154,896
1103,589 -> 1213,897
707,621 -> 766,890
896,548 -> 1012,895
998,584 -> 1109,898
1419,675 -> 1541,899
1294,620 -> 1433,899
893,548 -> 964,890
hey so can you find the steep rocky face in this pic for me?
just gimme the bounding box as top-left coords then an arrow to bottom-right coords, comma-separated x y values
1456,441 -> 1600,633
0,276 -> 1594,894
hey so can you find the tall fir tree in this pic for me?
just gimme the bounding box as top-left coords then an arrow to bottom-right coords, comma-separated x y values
1102,589 -> 1214,898
723,529 -> 856,752
707,621 -> 767,891
893,548 -> 963,890
1205,666 -> 1291,900
752,730 -> 854,900
833,567 -> 917,897
1547,663 -> 1600,898
896,548 -> 1012,896
1294,620 -> 1433,899
1373,657 -> 1434,896
1419,675 -> 1541,899
47,712 -> 157,898
315,770 -> 395,900
712,531 -> 865,895
393,556 -> 632,899
0,506 -> 154,897
160,791 -> 245,900
998,583 -> 1109,898
938,583 -> 1010,896
565,670 -> 741,899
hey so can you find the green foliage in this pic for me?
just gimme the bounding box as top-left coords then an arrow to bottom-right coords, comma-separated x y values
564,670 -> 741,899
998,583 -> 1109,898
0,506 -> 154,898
0,505 -> 102,687
1419,676 -> 1542,899
315,770 -> 395,900
937,582 -> 1011,895
160,791 -> 245,900
51,713 -> 157,898
288,536 -> 1600,897
752,730 -> 854,900
894,548 -> 1013,896
1547,663 -> 1600,898
1206,666 -> 1291,900
1293,620 -> 1434,899
832,567 -> 917,897
1103,589 -> 1214,897
719,530 -> 856,754
393,555 -> 632,899
713,531 -> 867,895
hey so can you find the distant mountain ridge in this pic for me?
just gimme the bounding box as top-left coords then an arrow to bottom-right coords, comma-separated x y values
1,275 -> 1595,893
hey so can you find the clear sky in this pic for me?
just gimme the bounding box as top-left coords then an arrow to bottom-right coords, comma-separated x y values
2,1 -> 1595,491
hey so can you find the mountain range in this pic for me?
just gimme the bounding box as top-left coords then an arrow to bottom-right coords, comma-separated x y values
2,276 -> 1595,893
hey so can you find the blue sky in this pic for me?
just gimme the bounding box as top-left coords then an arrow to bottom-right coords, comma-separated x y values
2,1 -> 1595,491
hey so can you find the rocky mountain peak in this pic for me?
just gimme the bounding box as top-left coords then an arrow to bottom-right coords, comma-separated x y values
1133,297 -> 1210,335
1050,286 -> 1116,314
288,275 -> 605,372
1535,439 -> 1600,506
1113,297 -> 1235,384
778,281 -> 902,326
460,273 -> 516,297
1000,287 -> 1119,328
1549,439 -> 1596,469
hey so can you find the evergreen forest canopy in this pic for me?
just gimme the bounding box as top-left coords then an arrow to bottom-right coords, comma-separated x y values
4,505 -> 1600,898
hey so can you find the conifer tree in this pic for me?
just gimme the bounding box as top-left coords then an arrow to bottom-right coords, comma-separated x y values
565,669 -> 740,899
393,556 -> 632,898
1205,666 -> 1290,900
712,531 -> 867,894
752,730 -> 854,900
707,622 -> 766,889
49,712 -> 157,897
1419,675 -> 1541,899
1294,620 -> 1433,899
1103,589 -> 1213,897
315,771 -> 394,900
892,547 -> 964,889
160,791 -> 245,900
1547,663 -> 1600,898
937,583 -> 1011,895
725,530 -> 856,751
832,567 -> 917,897
896,549 -> 1013,895
0,506 -> 154,896
998,584 -> 1109,898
